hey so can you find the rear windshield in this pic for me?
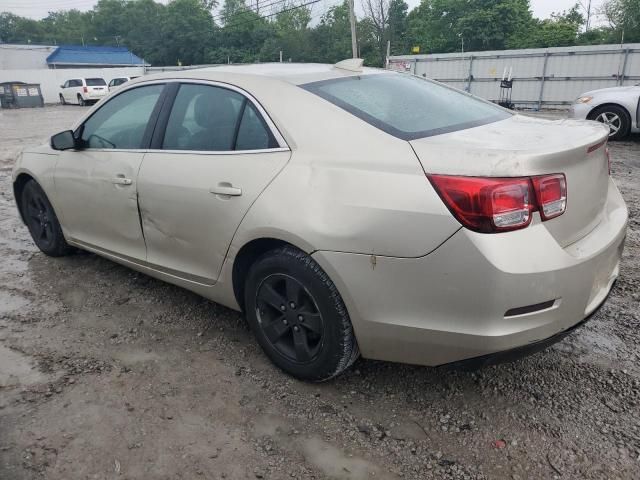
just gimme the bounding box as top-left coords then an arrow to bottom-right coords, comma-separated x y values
86,78 -> 107,86
302,73 -> 511,140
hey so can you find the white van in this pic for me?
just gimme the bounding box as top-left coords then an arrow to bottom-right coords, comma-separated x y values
59,78 -> 108,106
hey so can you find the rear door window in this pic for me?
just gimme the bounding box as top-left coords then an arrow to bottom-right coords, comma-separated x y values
162,83 -> 279,151
86,78 -> 107,87
163,84 -> 243,151
235,102 -> 278,150
302,73 -> 511,140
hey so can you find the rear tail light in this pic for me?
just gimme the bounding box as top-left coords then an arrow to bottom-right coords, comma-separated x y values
428,174 -> 566,233
83,86 -> 88,93
531,174 -> 566,220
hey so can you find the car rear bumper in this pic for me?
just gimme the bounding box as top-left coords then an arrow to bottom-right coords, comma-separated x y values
86,92 -> 107,99
443,281 -> 613,370
312,178 -> 628,367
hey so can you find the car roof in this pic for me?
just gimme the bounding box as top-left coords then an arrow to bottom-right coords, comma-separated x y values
146,62 -> 387,86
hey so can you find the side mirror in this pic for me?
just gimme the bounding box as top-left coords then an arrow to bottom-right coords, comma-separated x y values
60,85 -> 64,89
51,130 -> 77,151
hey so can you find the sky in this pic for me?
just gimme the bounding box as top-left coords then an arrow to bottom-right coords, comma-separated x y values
0,0 -> 607,24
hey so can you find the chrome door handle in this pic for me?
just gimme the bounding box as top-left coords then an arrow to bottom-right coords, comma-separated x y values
210,184 -> 242,197
112,177 -> 132,186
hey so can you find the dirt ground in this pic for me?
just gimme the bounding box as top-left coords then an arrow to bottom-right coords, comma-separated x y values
1,105 -> 639,480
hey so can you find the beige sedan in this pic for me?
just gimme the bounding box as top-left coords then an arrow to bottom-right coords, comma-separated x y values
12,60 -> 628,381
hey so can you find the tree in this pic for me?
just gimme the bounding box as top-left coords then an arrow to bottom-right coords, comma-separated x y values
602,0 -> 640,43
362,0 -> 389,65
388,0 -> 408,55
0,12 -> 46,43
309,2 -> 353,63
158,0 -> 214,65
407,0 -> 534,54
509,4 -> 585,48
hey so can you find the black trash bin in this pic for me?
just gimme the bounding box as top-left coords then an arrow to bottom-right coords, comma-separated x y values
0,82 -> 44,108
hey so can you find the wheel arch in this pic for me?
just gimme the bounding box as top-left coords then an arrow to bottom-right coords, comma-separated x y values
231,237 -> 306,311
587,102 -> 632,122
13,172 -> 36,224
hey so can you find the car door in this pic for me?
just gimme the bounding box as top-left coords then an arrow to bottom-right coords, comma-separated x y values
138,81 -> 290,284
54,83 -> 167,261
61,80 -> 69,100
68,79 -> 81,103
62,80 -> 74,103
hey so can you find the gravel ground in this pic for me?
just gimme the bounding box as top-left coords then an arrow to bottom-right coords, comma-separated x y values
1,105 -> 639,480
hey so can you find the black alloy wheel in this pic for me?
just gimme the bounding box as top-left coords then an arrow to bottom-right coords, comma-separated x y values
20,180 -> 73,257
256,273 -> 324,364
244,247 -> 359,381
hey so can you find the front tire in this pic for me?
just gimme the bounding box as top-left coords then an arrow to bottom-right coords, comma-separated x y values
244,247 -> 359,381
20,180 -> 74,257
589,105 -> 631,141
59,94 -> 66,105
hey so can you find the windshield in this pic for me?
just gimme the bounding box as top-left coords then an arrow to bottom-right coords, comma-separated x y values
86,78 -> 107,86
302,73 -> 511,140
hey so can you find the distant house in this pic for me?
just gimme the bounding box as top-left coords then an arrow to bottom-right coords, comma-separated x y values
0,44 -> 58,70
46,45 -> 148,69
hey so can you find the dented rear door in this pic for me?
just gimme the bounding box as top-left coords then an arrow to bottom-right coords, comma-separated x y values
137,149 -> 290,285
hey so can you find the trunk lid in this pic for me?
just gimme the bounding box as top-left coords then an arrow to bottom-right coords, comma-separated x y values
410,114 -> 611,247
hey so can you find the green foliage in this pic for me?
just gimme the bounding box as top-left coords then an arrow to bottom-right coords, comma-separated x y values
602,0 -> 640,43
0,0 -> 637,67
407,0 -> 534,54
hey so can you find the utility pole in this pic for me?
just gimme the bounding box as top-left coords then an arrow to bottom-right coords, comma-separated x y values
385,40 -> 390,69
586,0 -> 592,32
280,50 -> 283,63
348,0 -> 358,58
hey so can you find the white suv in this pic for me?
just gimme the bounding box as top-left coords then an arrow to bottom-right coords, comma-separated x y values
59,78 -> 108,106
108,76 -> 138,92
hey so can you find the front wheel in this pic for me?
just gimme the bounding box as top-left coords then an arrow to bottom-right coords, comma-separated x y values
244,247 -> 359,381
59,94 -> 66,105
590,105 -> 631,141
20,180 -> 74,257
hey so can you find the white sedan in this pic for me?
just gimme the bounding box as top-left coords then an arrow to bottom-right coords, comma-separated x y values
13,60 -> 627,381
570,84 -> 640,140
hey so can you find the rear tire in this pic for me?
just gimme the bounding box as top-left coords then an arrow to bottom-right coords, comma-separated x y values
20,180 -> 74,257
77,94 -> 86,106
244,247 -> 359,382
589,105 -> 631,141
59,94 -> 66,105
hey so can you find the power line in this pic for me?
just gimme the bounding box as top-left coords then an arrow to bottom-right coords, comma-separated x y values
223,0 -> 322,30
212,0 -> 295,23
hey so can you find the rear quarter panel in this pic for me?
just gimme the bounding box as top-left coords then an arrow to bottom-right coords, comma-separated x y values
222,74 -> 461,259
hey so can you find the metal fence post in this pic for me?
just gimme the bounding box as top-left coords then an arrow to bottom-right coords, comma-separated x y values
537,52 -> 550,111
466,55 -> 474,92
619,49 -> 630,85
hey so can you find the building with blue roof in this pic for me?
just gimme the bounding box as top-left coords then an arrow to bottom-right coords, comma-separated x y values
46,45 -> 148,69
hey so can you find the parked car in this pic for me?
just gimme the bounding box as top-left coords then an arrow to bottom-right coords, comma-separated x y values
108,76 -> 138,92
59,78 -> 108,106
14,60 -> 627,381
569,84 -> 640,140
